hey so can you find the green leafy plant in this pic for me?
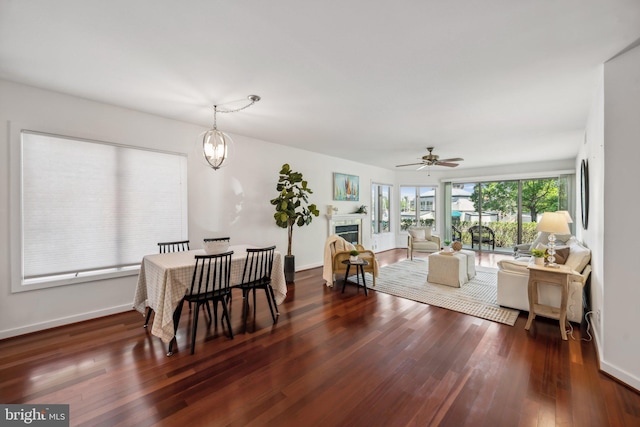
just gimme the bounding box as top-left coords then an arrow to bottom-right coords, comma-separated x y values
349,250 -> 360,257
444,239 -> 452,246
532,248 -> 546,258
270,163 -> 320,256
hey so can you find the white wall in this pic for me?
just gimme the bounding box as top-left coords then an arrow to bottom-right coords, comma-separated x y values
0,79 -> 395,338
601,44 -> 640,390
581,66 -> 605,345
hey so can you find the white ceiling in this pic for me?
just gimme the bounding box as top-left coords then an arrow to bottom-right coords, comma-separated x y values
2,1 -> 640,171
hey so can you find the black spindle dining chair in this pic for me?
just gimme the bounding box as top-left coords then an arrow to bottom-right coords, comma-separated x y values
235,246 -> 278,333
167,251 -> 234,355
158,240 -> 190,253
204,237 -> 230,243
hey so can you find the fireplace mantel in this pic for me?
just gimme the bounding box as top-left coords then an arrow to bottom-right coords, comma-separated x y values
325,213 -> 367,221
326,214 -> 366,245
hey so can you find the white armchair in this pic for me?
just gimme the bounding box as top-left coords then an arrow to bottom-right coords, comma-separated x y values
407,227 -> 440,260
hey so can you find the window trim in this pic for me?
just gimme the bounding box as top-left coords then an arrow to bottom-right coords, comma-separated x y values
371,182 -> 392,234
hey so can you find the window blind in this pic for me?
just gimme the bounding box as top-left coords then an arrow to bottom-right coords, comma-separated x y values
21,131 -> 188,282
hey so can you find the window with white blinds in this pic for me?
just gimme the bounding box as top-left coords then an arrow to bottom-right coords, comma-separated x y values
21,131 -> 188,286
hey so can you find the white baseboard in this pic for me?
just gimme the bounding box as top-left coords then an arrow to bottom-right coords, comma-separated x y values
600,359 -> 640,392
592,325 -> 640,392
0,304 -> 134,340
296,261 -> 323,271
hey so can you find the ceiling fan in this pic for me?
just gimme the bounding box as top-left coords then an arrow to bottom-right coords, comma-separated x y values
396,147 -> 464,171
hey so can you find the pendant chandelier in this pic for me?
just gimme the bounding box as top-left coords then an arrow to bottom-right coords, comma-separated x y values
202,94 -> 260,170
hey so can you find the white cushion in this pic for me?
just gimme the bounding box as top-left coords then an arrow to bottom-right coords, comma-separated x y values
413,240 -> 439,250
565,242 -> 591,273
497,259 -> 530,274
408,228 -> 426,241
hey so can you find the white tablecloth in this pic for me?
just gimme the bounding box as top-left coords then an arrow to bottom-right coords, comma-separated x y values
133,245 -> 286,343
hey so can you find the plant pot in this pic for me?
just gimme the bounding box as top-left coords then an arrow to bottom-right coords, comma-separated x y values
350,256 -> 358,262
284,255 -> 295,283
534,257 -> 544,265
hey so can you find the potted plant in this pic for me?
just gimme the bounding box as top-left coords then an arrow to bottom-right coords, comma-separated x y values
531,248 -> 546,265
270,163 -> 319,282
349,250 -> 360,262
443,239 -> 452,251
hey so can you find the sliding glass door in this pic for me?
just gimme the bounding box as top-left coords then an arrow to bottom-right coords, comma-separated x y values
445,175 -> 573,253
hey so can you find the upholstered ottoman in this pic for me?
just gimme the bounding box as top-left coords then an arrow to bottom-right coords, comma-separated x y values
456,249 -> 476,280
427,252 -> 468,287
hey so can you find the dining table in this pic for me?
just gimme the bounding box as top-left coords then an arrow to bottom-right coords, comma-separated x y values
133,244 -> 286,344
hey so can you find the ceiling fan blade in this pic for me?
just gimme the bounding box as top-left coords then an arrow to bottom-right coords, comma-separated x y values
416,164 -> 428,170
437,157 -> 464,162
396,162 -> 424,167
434,161 -> 459,167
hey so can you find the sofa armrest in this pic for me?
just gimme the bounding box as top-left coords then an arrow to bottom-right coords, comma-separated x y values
497,259 -> 530,275
429,235 -> 441,247
513,243 -> 532,256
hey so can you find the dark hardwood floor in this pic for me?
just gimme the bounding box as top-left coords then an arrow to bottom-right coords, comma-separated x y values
1,249 -> 639,426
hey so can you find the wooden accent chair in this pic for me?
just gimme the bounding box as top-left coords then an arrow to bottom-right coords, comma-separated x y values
325,236 -> 378,287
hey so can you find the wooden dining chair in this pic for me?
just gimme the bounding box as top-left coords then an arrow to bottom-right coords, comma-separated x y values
235,246 -> 278,333
167,251 -> 234,355
144,239 -> 191,328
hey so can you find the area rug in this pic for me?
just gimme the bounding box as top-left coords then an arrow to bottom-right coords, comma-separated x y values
351,258 -> 519,326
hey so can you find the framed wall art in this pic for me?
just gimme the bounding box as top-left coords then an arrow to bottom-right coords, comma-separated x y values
333,172 -> 359,201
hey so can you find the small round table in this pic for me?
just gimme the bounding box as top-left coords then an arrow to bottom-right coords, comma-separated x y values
341,259 -> 369,296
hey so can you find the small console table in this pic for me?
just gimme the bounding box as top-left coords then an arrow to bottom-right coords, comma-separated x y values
525,263 -> 572,340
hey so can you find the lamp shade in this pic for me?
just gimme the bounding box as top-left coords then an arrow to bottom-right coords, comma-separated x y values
536,212 -> 571,234
556,210 -> 573,224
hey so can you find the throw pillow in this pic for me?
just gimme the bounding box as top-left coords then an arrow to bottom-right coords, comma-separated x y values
408,229 -> 425,241
566,242 -> 591,272
552,247 -> 570,265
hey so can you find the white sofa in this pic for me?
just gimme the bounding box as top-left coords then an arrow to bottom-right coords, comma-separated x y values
497,237 -> 591,323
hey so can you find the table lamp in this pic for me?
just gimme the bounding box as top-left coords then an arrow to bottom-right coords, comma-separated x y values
536,212 -> 570,268
557,210 -> 574,225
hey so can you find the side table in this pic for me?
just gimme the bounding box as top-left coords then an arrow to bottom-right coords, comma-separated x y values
341,259 -> 369,296
525,263 -> 572,340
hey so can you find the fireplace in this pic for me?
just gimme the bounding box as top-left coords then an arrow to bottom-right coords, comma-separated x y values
327,214 -> 363,245
335,224 -> 359,245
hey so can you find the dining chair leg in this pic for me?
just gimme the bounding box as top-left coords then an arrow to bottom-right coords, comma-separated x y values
144,307 -> 153,328
167,299 -> 185,356
211,300 -> 217,327
264,288 -> 277,323
253,288 -> 257,319
190,302 -> 201,355
205,301 -> 216,324
220,297 -> 234,340
268,285 -> 279,316
242,289 -> 250,333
